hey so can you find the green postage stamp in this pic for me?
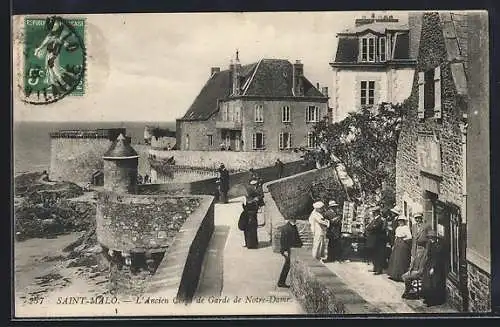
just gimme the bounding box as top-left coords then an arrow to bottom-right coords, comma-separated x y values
23,16 -> 86,104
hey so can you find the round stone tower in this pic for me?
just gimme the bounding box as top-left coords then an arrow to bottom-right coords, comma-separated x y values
102,133 -> 139,194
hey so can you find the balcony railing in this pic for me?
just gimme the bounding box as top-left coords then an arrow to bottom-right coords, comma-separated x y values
215,120 -> 242,129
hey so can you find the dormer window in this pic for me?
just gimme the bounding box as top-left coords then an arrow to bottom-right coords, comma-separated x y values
379,37 -> 386,62
361,36 -> 376,62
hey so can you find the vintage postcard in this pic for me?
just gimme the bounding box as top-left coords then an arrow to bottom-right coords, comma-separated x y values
12,10 -> 491,318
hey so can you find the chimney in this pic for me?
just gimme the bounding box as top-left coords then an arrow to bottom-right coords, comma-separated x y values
232,50 -> 241,96
321,86 -> 329,97
292,60 -> 304,96
211,67 -> 220,77
316,82 -> 320,89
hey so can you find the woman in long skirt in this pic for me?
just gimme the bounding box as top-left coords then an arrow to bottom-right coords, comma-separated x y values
244,190 -> 260,249
422,230 -> 447,306
387,215 -> 412,281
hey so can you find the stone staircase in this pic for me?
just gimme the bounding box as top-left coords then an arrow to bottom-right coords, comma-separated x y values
295,220 -> 313,248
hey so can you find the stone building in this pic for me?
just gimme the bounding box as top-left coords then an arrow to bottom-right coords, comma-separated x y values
330,13 -> 416,122
176,52 -> 329,152
395,12 -> 490,311
49,128 -> 126,185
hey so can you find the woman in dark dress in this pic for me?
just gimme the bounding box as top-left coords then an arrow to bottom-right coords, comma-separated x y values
244,187 -> 260,249
422,230 -> 447,306
387,216 -> 412,281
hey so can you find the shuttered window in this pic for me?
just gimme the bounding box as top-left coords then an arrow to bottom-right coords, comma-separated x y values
434,66 -> 442,119
305,106 -> 319,122
282,106 -> 291,122
418,66 -> 442,120
379,37 -> 386,62
361,81 -> 375,106
418,72 -> 425,119
279,132 -> 292,149
252,132 -> 265,150
307,132 -> 316,148
254,105 -> 264,122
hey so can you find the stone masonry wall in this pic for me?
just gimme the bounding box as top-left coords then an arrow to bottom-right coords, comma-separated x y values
177,115 -> 217,151
467,261 -> 491,312
103,159 -> 138,194
50,137 -> 112,184
264,166 -> 342,253
149,149 -> 302,172
96,191 -> 200,252
396,12 -> 466,310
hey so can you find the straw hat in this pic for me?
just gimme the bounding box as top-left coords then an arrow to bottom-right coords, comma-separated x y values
328,200 -> 339,207
413,211 -> 424,219
396,215 -> 408,222
390,206 -> 402,215
313,201 -> 324,209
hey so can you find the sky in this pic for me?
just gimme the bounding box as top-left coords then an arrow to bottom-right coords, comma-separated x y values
13,11 -> 407,122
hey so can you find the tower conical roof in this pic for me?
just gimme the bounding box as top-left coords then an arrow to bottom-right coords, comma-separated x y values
102,133 -> 139,159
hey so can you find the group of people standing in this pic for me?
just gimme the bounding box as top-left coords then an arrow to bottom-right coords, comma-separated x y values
308,200 -> 344,262
277,199 -> 448,307
364,205 -> 448,307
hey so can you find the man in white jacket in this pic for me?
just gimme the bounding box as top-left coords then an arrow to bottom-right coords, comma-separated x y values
309,201 -> 330,261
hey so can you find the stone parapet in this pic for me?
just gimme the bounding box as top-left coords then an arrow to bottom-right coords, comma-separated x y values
289,247 -> 381,314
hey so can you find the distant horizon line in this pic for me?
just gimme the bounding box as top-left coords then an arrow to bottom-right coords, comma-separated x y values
14,120 -> 177,123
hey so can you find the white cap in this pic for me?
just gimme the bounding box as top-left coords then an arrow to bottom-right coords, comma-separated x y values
250,180 -> 257,185
313,201 -> 324,209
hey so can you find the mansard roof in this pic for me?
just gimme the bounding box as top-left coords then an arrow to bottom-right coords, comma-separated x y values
180,59 -> 327,121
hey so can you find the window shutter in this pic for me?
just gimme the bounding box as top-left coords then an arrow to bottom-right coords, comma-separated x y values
434,65 -> 442,119
305,106 -> 308,122
289,133 -> 293,148
252,133 -> 256,149
262,133 -> 266,148
418,72 -> 425,119
279,133 -> 283,149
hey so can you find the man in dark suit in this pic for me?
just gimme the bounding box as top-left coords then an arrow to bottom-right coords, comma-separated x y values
324,200 -> 343,262
218,163 -> 230,203
365,206 -> 387,275
278,217 -> 303,288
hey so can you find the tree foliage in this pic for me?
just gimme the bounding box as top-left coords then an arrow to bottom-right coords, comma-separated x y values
308,102 -> 407,206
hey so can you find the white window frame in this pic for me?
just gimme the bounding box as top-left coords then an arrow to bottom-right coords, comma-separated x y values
379,37 -> 386,62
234,106 -> 241,122
208,134 -> 213,146
222,103 -> 229,121
228,105 -> 234,121
360,80 -> 375,106
252,132 -> 265,150
279,132 -> 292,149
360,36 -> 376,62
307,132 -> 316,149
282,106 -> 291,123
254,104 -> 264,122
305,105 -> 319,123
